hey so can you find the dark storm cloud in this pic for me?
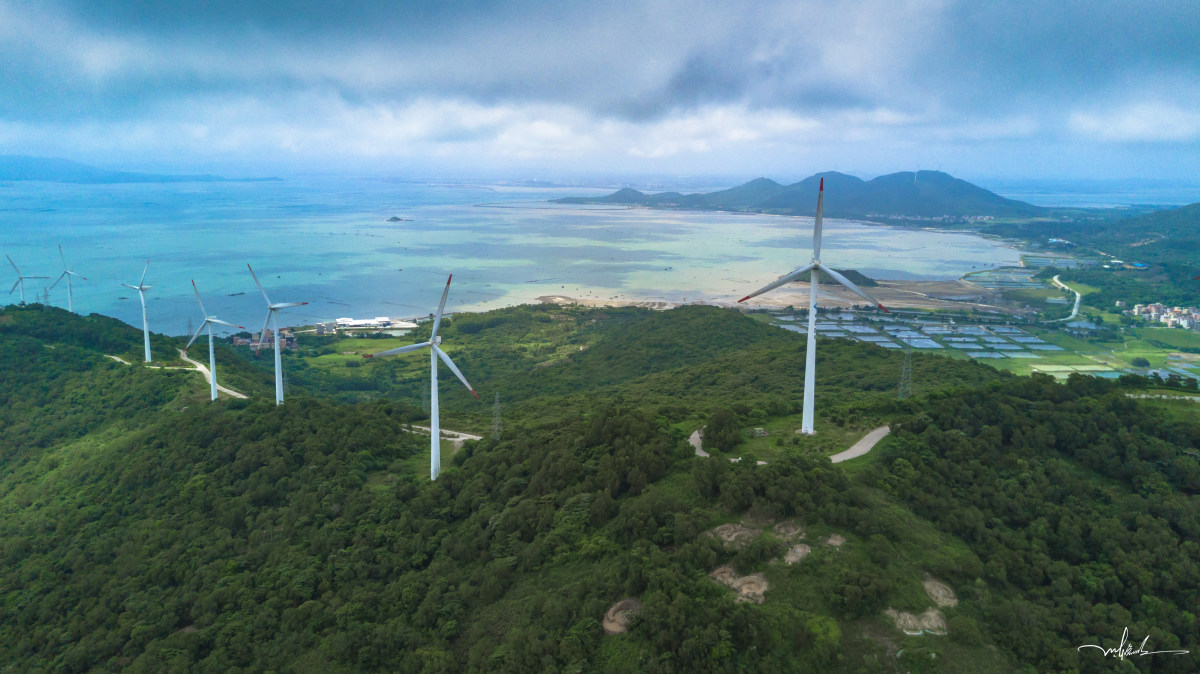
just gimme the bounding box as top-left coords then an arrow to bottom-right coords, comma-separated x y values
1,1 -> 1198,175
7,0 -> 1196,120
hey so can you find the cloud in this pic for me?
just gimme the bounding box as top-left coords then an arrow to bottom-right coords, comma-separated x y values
1069,103 -> 1200,143
0,1 -> 1198,177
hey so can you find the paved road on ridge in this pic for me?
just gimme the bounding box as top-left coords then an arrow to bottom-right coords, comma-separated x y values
177,349 -> 249,399
829,426 -> 891,463
689,425 -> 890,464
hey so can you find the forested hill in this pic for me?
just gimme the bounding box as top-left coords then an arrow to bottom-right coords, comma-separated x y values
554,171 -> 1046,218
987,200 -> 1200,307
2,304 -> 1198,672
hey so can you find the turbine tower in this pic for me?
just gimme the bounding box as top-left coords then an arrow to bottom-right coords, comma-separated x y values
7,255 -> 49,306
248,264 -> 307,406
364,275 -> 478,480
738,178 -> 890,434
185,280 -> 245,401
121,261 -> 153,362
50,244 -> 87,313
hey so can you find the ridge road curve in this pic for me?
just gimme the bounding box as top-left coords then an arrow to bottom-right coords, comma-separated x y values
829,426 -> 890,463
689,425 -> 890,464
177,349 -> 249,398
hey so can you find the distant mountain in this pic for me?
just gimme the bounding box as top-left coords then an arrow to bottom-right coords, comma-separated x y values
556,170 -> 1047,218
0,155 -> 277,184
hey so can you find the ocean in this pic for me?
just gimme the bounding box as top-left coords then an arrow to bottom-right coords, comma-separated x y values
2,177 -> 1022,335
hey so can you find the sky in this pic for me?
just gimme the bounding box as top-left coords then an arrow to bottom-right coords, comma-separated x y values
2,0 -> 1199,182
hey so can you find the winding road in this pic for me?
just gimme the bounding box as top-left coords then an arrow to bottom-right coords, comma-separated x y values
689,424 -> 891,464
177,349 -> 249,399
1048,275 -> 1082,322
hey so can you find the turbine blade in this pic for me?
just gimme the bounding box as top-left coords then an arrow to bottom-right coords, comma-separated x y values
184,322 -> 207,351
121,283 -> 137,290
433,344 -> 478,399
430,274 -> 452,339
139,260 -> 149,286
738,263 -> 816,302
208,318 -> 244,329
818,264 -> 890,312
254,311 -> 272,355
247,263 -> 272,305
59,244 -> 68,268
9,279 -> 18,294
50,271 -> 68,289
6,255 -> 19,274
69,271 -> 87,281
364,341 -> 431,358
191,280 -> 207,316
270,301 -> 307,309
813,178 -> 824,260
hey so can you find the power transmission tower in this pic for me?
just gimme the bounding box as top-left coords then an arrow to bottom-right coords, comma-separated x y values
187,317 -> 195,338
490,393 -> 502,440
898,344 -> 913,400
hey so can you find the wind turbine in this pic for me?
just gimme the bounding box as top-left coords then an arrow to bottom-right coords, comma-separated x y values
185,280 -> 245,401
50,245 -> 87,313
738,178 -> 889,435
7,255 -> 49,305
364,275 -> 478,480
248,264 -> 307,406
121,261 -> 153,362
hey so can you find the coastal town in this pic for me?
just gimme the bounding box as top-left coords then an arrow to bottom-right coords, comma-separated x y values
1126,302 -> 1200,331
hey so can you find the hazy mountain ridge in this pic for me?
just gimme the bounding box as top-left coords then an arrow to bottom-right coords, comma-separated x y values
557,170 -> 1047,218
0,155 -> 277,184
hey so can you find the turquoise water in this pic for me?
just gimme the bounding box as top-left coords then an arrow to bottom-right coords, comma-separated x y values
1,177 -> 1020,335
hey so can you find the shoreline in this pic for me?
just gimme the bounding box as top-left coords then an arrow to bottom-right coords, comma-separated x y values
535,278 -> 1018,315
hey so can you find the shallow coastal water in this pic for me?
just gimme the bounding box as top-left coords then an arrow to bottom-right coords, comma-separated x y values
1,177 -> 1021,334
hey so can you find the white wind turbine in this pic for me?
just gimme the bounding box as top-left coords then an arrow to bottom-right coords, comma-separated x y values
50,245 -> 87,313
185,280 -> 245,401
364,275 -> 478,480
121,261 -> 153,362
248,264 -> 307,406
7,255 -> 49,306
738,178 -> 890,435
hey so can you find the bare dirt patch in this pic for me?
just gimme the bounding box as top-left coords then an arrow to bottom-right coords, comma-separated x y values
602,598 -> 642,635
885,608 -> 947,635
706,523 -> 762,550
708,565 -> 769,604
922,577 -> 958,608
784,544 -> 812,564
823,533 -> 846,547
772,520 -> 805,541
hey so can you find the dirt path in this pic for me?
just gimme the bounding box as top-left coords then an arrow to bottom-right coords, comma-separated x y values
177,349 -> 248,399
106,350 -> 248,399
410,425 -> 482,452
688,428 -> 709,457
829,426 -> 890,463
1128,393 -> 1200,403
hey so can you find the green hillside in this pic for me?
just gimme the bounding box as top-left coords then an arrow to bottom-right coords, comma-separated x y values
2,305 -> 1198,672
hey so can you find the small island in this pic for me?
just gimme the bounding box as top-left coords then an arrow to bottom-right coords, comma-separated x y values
387,216 -> 412,222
